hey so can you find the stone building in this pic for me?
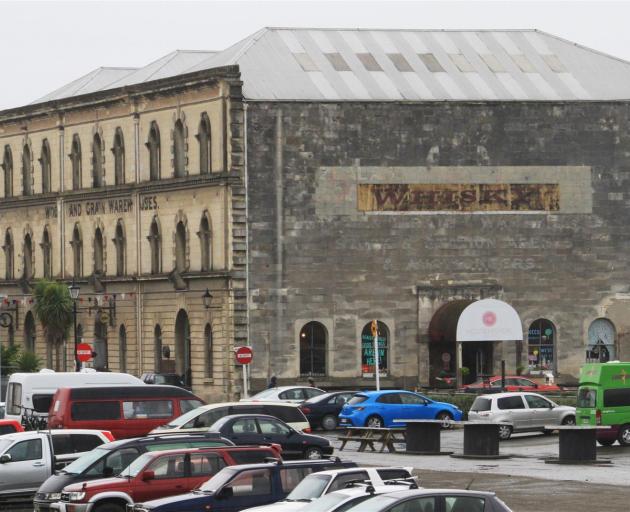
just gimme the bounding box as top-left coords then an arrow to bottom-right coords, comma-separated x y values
3,28 -> 630,395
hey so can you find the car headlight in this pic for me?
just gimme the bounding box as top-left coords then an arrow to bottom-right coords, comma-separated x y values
43,493 -> 62,501
65,492 -> 86,501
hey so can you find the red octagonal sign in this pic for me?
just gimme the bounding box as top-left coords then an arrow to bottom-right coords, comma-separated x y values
235,346 -> 253,365
77,343 -> 93,362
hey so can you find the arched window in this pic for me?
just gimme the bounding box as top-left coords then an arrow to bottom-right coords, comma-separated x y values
22,144 -> 32,196
70,135 -> 82,190
197,114 -> 211,174
148,217 -> 161,274
198,214 -> 212,271
113,220 -> 125,276
175,221 -> 187,273
40,140 -> 51,193
94,227 -> 104,275
119,325 -> 127,373
23,233 -> 33,280
173,119 -> 186,178
41,228 -> 52,279
24,311 -> 36,352
94,317 -> 108,370
71,224 -> 82,277
154,324 -> 163,371
527,319 -> 556,373
147,122 -> 161,181
299,321 -> 327,376
175,310 -> 191,386
92,134 -> 104,188
361,321 -> 389,377
2,145 -> 13,197
204,323 -> 213,378
112,128 -> 125,185
587,318 -> 616,362
3,229 -> 13,279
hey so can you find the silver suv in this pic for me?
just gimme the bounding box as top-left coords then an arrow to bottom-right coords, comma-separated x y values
469,392 -> 575,440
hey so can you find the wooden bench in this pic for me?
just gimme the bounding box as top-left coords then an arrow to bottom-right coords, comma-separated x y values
337,427 -> 406,453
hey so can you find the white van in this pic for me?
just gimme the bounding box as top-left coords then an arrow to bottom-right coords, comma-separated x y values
4,369 -> 143,423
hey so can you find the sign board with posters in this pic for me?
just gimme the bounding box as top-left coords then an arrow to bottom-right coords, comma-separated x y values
456,299 -> 523,342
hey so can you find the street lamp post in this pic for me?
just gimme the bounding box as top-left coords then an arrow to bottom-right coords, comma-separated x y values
68,280 -> 80,372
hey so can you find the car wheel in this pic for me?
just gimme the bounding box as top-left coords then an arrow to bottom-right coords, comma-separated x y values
304,446 -> 323,459
618,424 -> 630,446
436,411 -> 454,429
498,425 -> 513,440
94,502 -> 126,512
321,414 -> 338,431
366,415 -> 384,428
561,416 -> 576,426
598,439 -> 616,447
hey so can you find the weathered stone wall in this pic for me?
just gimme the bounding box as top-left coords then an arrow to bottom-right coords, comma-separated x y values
246,101 -> 630,389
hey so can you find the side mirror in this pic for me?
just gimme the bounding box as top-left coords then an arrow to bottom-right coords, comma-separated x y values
217,486 -> 234,500
0,454 -> 11,464
142,470 -> 155,481
103,466 -> 114,477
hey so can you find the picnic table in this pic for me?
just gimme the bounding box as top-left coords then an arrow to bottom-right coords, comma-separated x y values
337,426 -> 406,453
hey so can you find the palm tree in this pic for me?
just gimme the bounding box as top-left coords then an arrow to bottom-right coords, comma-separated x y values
32,280 -> 73,370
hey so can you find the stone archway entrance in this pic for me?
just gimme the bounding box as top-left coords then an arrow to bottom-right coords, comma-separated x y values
175,309 -> 191,386
428,300 -> 493,384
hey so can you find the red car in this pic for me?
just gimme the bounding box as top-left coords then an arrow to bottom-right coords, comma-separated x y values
58,444 -> 282,512
0,419 -> 24,435
462,376 -> 561,393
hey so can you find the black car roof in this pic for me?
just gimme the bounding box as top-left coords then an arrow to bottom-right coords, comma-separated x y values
68,385 -> 198,400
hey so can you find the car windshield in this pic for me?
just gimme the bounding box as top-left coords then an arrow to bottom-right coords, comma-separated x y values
347,396 -> 368,406
0,439 -> 12,453
470,398 -> 492,412
300,492 -> 350,511
118,452 -> 153,478
250,389 -> 278,399
286,474 -> 331,500
577,388 -> 597,408
199,467 -> 238,492
166,407 -> 205,428
344,495 -> 398,512
303,394 -> 330,405
62,447 -> 110,475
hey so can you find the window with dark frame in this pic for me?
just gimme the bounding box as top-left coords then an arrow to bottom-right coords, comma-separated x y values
299,321 -> 327,376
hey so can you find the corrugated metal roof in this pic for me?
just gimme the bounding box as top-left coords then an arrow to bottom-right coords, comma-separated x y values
31,28 -> 630,104
32,67 -> 137,104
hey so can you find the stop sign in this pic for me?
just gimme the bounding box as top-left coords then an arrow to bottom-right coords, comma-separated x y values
235,346 -> 253,365
76,343 -> 93,362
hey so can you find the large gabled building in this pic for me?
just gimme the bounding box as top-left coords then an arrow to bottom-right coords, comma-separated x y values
2,28 -> 630,396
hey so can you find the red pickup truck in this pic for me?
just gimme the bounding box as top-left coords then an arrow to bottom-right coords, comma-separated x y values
57,445 -> 282,512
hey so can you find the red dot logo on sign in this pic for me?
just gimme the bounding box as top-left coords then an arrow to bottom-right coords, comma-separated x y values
235,346 -> 253,365
482,311 -> 497,327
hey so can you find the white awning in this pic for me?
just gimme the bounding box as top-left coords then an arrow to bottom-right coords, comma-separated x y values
456,298 -> 523,342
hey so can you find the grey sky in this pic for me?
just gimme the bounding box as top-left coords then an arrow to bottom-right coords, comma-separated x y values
1,0 -> 630,111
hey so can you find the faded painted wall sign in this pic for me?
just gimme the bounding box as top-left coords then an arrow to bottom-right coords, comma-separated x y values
67,197 -> 134,217
357,183 -> 560,212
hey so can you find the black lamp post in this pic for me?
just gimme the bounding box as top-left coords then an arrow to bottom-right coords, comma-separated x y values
68,280 -> 80,372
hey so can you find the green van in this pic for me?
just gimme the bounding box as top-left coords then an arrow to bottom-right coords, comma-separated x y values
576,362 -> 630,446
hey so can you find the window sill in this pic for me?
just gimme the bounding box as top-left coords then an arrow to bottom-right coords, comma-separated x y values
203,378 -> 214,384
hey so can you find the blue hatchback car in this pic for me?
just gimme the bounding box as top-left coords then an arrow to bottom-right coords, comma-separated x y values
338,390 -> 463,428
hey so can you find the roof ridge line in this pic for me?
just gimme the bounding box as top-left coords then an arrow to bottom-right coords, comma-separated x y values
534,29 -> 630,66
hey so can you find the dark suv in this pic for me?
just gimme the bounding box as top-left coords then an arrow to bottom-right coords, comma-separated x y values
140,373 -> 190,390
131,458 -> 357,512
34,432 -> 232,512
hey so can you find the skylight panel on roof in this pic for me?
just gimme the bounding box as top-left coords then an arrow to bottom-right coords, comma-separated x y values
400,32 -> 430,53
278,30 -> 306,53
370,31 -> 398,53
542,54 -> 567,73
340,31 -> 368,53
388,54 -> 413,72
293,53 -> 319,72
357,53 -> 382,72
433,32 -> 459,54
325,53 -> 351,71
523,32 -> 552,54
480,54 -> 505,73
463,33 -> 490,54
511,54 -> 537,73
308,30 -> 336,53
493,32 -> 521,55
450,54 -> 475,72
418,53 -> 445,73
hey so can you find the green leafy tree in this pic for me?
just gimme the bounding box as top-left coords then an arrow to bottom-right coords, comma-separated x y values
15,350 -> 41,372
32,280 -> 73,370
0,344 -> 20,374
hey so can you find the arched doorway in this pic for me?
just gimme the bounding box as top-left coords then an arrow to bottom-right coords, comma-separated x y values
299,321 -> 327,376
429,300 -> 494,384
93,318 -> 108,370
175,310 -> 191,386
